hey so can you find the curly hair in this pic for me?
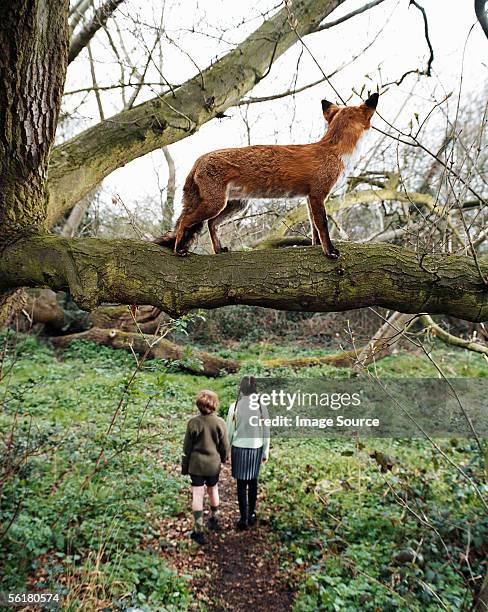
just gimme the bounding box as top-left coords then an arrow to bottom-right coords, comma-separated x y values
196,389 -> 219,415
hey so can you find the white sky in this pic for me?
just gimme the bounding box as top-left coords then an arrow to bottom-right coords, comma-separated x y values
62,0 -> 488,219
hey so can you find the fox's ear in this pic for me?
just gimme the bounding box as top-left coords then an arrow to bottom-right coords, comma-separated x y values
321,99 -> 339,122
364,92 -> 379,110
321,99 -> 334,112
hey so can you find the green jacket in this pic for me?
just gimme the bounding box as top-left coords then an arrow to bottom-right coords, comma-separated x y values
181,413 -> 230,476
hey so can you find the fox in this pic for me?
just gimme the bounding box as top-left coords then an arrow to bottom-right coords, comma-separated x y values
154,92 -> 379,259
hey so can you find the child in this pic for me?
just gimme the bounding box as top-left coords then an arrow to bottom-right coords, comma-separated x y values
182,390 -> 230,545
227,376 -> 270,529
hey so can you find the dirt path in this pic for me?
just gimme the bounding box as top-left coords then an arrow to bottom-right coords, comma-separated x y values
159,464 -> 294,611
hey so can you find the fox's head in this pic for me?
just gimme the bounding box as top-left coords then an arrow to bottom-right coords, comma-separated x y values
321,93 -> 379,133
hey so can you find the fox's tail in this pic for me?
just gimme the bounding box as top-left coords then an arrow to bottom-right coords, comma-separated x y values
152,231 -> 176,249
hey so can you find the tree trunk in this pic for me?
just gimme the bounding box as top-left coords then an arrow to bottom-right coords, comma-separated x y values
50,328 -> 239,376
60,197 -> 91,237
0,2 -> 69,324
0,1 -> 69,242
23,288 -> 90,333
0,236 -> 487,322
89,304 -> 164,334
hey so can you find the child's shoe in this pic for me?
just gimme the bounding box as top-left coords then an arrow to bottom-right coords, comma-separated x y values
248,512 -> 257,526
207,516 -> 220,531
236,517 -> 248,530
190,530 -> 206,545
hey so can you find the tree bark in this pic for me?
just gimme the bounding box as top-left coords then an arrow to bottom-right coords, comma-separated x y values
0,236 -> 487,322
50,328 -> 239,376
45,0 -> 344,224
0,1 -> 69,241
0,1 -> 69,324
89,304 -> 164,334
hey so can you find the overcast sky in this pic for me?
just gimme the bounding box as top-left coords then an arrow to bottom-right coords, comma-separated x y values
63,0 -> 487,218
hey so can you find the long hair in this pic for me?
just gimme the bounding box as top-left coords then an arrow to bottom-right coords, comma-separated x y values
239,375 -> 257,397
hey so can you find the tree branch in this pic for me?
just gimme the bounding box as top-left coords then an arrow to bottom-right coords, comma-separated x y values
68,0 -> 126,65
420,314 -> 488,357
312,0 -> 386,32
382,0 -> 434,86
47,0 -> 345,224
0,237 -> 487,322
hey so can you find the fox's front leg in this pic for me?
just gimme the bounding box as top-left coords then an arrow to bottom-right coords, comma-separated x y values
307,195 -> 340,259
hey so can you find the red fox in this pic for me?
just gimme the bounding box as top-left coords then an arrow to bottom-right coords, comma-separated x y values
155,93 -> 379,259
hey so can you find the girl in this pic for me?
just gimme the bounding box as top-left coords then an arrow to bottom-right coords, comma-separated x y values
182,390 -> 230,545
227,376 -> 270,530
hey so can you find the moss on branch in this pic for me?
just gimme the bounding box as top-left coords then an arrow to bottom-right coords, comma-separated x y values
1,236 -> 487,322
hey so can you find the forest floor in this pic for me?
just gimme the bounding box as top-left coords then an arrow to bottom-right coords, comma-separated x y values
158,463 -> 294,611
2,335 -> 487,610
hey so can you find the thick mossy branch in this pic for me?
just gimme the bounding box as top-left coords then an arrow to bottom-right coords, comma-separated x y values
46,0 -> 344,224
1,236 -> 487,322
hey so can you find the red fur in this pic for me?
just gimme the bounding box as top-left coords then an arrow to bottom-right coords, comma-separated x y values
158,95 -> 378,258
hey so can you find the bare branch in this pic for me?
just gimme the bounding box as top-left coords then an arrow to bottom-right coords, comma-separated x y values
161,146 -> 176,232
383,0 -> 434,86
313,0 -> 387,32
69,0 -> 92,33
68,0 -> 126,65
421,314 -> 488,357
87,43 -> 105,120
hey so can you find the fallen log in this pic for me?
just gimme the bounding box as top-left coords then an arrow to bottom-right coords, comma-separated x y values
51,328 -> 239,376
23,288 -> 90,333
264,348 -> 361,369
88,304 -> 165,334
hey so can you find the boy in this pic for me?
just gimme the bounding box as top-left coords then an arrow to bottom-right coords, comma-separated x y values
182,390 -> 230,544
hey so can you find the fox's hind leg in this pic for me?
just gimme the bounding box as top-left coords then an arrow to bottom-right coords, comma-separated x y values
174,185 -> 228,255
174,221 -> 204,255
208,199 -> 248,254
